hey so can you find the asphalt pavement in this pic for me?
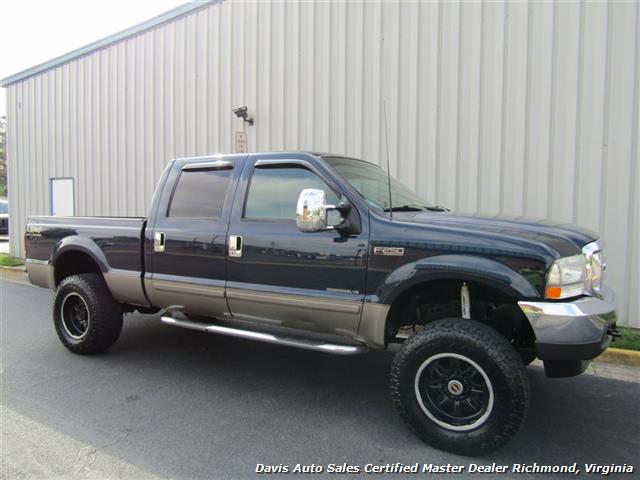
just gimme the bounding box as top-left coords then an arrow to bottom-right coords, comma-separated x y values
1,277 -> 639,479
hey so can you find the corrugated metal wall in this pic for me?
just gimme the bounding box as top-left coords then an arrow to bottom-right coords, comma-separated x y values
6,0 -> 639,327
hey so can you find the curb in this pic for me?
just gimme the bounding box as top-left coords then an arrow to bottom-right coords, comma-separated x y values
595,347 -> 640,367
0,267 -> 35,287
0,264 -> 26,272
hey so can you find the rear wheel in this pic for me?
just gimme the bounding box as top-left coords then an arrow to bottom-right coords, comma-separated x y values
390,317 -> 529,455
53,274 -> 123,354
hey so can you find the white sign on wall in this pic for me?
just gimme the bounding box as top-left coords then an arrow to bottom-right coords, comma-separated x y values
51,178 -> 74,216
235,131 -> 247,153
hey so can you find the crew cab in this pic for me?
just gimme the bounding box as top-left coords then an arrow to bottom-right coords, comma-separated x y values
25,152 -> 618,454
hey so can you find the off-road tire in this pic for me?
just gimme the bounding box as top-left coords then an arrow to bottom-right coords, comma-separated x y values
53,274 -> 123,354
390,318 -> 529,455
519,350 -> 537,366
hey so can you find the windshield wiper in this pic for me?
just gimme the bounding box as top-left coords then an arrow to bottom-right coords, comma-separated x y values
424,205 -> 450,212
383,205 -> 427,212
383,204 -> 450,213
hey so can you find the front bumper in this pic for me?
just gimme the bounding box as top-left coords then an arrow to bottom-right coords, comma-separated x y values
518,286 -> 617,377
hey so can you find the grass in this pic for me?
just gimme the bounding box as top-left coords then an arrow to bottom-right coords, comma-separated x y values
0,253 -> 24,267
614,327 -> 640,352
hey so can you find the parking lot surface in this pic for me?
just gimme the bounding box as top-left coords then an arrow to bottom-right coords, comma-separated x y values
1,278 -> 639,479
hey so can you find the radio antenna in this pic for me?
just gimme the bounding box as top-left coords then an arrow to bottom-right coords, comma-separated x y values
383,100 -> 393,220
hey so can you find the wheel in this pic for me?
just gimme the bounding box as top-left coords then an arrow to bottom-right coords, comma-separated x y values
53,273 -> 123,354
390,318 -> 529,455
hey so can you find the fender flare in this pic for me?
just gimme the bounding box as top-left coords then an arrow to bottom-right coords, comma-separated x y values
375,254 -> 540,306
51,236 -> 109,276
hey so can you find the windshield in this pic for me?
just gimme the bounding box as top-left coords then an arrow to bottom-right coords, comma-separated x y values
324,156 -> 442,212
0,202 -> 7,214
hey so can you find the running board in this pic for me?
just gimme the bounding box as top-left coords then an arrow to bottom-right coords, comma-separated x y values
160,316 -> 367,355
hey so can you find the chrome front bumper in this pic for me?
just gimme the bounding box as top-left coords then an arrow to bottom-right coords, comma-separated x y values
518,287 -> 617,375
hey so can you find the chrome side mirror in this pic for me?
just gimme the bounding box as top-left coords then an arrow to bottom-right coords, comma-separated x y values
296,188 -> 337,232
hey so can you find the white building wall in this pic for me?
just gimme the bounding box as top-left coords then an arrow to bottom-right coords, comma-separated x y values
5,0 -> 640,327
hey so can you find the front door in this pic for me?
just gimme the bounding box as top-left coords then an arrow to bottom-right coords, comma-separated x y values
146,156 -> 245,318
226,155 -> 368,338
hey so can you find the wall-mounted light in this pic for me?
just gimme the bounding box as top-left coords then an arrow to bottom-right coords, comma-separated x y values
232,106 -> 254,126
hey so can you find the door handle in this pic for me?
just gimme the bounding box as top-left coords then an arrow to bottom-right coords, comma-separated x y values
229,235 -> 243,258
154,232 -> 166,252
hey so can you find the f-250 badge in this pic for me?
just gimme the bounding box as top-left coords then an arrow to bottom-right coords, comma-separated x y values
26,225 -> 43,237
373,246 -> 405,256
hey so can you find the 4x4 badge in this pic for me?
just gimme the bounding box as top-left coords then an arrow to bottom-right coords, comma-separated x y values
374,246 -> 405,256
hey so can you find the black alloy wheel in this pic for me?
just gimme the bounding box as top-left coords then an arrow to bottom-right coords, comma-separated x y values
415,353 -> 493,431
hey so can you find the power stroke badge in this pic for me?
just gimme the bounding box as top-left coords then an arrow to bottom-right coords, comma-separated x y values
373,246 -> 405,256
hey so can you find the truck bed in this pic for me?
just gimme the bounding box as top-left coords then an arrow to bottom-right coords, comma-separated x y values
25,216 -> 148,306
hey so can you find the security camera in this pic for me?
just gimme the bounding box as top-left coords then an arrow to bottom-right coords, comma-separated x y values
232,106 -> 254,126
232,106 -> 248,118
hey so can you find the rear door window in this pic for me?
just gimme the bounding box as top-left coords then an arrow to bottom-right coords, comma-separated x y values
168,169 -> 232,218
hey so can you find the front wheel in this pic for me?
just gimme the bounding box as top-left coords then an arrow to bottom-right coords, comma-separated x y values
53,274 -> 123,354
390,318 -> 529,455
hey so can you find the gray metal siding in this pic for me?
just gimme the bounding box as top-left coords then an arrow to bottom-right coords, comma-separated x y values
6,0 -> 640,327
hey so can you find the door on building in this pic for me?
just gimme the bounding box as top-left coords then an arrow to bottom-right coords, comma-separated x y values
225,156 -> 369,338
145,156 -> 246,319
50,178 -> 75,216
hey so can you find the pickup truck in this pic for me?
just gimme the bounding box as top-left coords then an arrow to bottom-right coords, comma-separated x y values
25,151 -> 618,455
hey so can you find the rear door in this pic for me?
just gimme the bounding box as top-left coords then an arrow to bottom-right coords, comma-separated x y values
225,154 -> 369,338
145,156 -> 245,318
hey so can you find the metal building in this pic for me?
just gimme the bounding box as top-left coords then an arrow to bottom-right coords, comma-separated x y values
2,0 -> 638,327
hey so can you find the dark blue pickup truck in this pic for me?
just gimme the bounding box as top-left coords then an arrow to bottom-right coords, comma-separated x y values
25,151 -> 618,454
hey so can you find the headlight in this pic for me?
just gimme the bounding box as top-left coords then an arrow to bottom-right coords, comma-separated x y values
583,242 -> 604,295
545,241 -> 605,300
545,254 -> 588,299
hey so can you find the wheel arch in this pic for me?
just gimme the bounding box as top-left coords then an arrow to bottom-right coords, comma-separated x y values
375,254 -> 540,306
52,238 -> 109,287
362,255 -> 539,348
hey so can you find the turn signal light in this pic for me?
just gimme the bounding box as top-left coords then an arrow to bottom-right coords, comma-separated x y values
545,286 -> 562,299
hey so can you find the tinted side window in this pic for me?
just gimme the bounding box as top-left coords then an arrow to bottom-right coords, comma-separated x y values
244,166 -> 339,221
168,169 -> 231,218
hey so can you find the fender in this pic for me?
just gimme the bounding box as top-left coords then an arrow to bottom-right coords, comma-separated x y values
374,254 -> 541,306
51,236 -> 110,273
50,235 -> 150,307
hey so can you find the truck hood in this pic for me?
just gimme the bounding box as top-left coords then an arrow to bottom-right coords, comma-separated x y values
396,211 -> 598,257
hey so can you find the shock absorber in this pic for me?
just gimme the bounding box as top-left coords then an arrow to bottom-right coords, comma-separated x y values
461,282 -> 471,319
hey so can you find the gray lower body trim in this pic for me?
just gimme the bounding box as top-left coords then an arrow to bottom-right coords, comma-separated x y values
145,275 -> 230,319
225,286 -> 362,339
153,279 -> 225,298
103,269 -> 149,307
226,288 -> 360,313
518,286 -> 617,346
146,278 -> 390,350
25,258 -> 54,289
357,303 -> 391,349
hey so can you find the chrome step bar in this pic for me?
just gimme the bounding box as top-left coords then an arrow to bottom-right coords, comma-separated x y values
160,316 -> 367,355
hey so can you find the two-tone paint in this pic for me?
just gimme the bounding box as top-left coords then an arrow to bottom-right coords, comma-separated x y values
24,151 -> 608,356
25,216 -> 147,306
